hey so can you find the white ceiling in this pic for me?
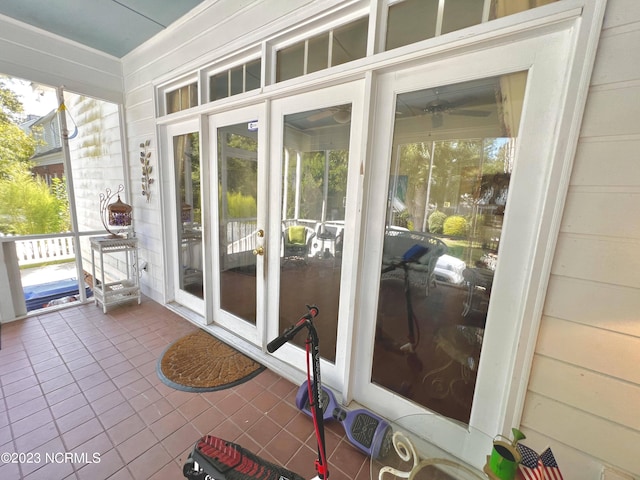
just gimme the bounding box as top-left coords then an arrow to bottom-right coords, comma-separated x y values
0,0 -> 208,58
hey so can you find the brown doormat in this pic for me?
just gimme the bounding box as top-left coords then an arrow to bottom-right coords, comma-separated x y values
157,329 -> 265,392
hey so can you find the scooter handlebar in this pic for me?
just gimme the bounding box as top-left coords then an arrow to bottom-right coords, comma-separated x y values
267,305 -> 319,353
267,326 -> 294,353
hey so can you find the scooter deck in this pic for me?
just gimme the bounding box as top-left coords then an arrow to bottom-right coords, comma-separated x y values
295,380 -> 339,422
295,381 -> 392,459
184,434 -> 305,480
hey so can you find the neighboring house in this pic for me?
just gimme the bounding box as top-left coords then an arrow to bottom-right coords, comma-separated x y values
0,1 -> 638,479
19,109 -> 64,184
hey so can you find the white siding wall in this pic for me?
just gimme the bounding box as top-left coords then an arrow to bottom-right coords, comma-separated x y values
520,1 -> 640,478
68,96 -> 126,232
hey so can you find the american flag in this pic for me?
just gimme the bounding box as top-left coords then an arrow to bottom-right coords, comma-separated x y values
516,444 -> 564,480
517,443 -> 544,480
540,447 -> 564,480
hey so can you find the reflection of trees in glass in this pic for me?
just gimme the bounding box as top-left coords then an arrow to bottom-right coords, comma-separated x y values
189,133 -> 201,220
223,158 -> 257,218
283,149 -> 348,221
227,133 -> 257,152
225,157 -> 257,200
390,138 -> 514,263
176,133 -> 201,222
220,132 -> 258,219
393,139 -> 512,228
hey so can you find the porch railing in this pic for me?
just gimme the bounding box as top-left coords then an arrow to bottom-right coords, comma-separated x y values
4,235 -> 77,266
225,219 -> 258,254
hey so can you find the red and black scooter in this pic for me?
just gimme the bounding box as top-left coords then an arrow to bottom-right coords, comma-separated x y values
183,305 -> 331,480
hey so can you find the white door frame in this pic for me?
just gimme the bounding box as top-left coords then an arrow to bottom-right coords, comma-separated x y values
162,118 -> 206,316
354,21 -> 595,468
267,81 -> 366,392
208,104 -> 267,346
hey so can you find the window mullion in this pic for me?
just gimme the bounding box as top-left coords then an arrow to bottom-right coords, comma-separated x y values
482,0 -> 492,23
328,30 -> 334,68
243,64 -> 247,93
435,0 -> 445,37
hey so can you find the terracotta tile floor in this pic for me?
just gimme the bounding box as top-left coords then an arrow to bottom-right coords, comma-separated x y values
0,299 -> 371,480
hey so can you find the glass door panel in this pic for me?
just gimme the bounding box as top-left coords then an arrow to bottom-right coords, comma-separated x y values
217,123 -> 258,324
280,104 -> 352,363
210,105 -> 265,345
165,119 -> 204,315
373,74 -> 525,425
268,82 -> 364,389
174,132 -> 203,300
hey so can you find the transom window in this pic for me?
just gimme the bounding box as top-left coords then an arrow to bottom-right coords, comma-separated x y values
386,0 -> 560,51
276,16 -> 368,83
209,58 -> 261,102
166,81 -> 198,115
156,0 -> 560,117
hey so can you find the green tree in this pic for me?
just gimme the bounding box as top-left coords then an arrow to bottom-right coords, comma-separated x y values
0,78 -> 24,124
0,122 -> 37,179
0,163 -> 68,234
1,80 -> 37,178
0,78 -> 68,234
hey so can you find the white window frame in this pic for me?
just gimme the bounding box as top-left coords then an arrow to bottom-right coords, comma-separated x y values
156,73 -> 200,117
201,48 -> 264,104
268,6 -> 369,85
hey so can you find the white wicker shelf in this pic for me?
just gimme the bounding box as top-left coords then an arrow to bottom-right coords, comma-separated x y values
90,236 -> 140,313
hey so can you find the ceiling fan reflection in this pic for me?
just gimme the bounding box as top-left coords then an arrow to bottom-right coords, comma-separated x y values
306,106 -> 351,124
